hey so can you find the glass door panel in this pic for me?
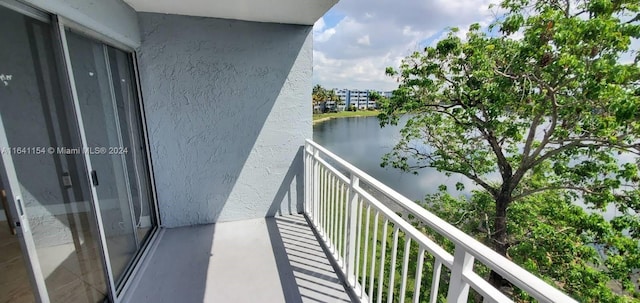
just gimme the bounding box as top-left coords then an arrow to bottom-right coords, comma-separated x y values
0,5 -> 108,302
0,180 -> 38,303
106,47 -> 156,246
64,30 -> 138,287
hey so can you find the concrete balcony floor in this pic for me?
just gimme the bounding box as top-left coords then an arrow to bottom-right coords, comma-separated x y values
125,214 -> 353,302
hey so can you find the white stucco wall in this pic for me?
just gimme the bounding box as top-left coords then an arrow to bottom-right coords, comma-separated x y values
137,13 -> 312,227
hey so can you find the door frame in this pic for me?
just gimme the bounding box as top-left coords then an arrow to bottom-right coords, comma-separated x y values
0,1 -> 162,302
0,116 -> 50,303
56,17 -> 120,302
57,17 -> 163,300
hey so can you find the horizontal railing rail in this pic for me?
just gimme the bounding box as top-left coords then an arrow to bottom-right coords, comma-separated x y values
303,139 -> 577,303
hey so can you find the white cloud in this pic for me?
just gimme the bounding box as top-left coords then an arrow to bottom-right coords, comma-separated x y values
402,26 -> 419,37
313,17 -> 325,33
357,34 -> 371,46
313,17 -> 336,42
313,0 -> 498,91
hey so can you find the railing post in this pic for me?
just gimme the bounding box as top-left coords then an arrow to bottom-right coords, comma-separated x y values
304,143 -> 309,214
313,148 -> 320,225
346,174 -> 360,286
446,244 -> 474,303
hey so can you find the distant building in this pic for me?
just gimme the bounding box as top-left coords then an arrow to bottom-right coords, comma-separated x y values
332,88 -> 393,110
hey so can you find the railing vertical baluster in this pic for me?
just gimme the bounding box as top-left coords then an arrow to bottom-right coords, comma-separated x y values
446,245 -> 474,303
327,177 -> 335,248
325,170 -> 331,237
337,182 -> 344,259
306,145 -> 312,214
354,198 -> 364,287
376,220 -> 389,303
360,205 -> 371,299
319,168 -> 325,234
336,181 -> 343,266
304,145 -> 308,213
369,212 -> 379,298
328,174 -> 335,248
335,180 -> 341,253
399,237 -> 411,303
312,149 -> 319,225
322,168 -> 329,236
387,227 -> 400,303
319,168 -> 323,233
342,182 -> 349,266
429,260 -> 442,303
307,148 -> 312,213
331,177 -> 338,250
412,248 -> 426,303
325,173 -> 329,241
346,175 -> 360,286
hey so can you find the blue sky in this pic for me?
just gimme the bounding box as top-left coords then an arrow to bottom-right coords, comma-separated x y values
312,0 -> 498,91
313,0 -> 639,92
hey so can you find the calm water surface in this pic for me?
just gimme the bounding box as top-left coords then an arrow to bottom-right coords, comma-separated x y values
313,116 -> 475,202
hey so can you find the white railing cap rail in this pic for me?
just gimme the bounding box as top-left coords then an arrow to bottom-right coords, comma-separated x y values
305,139 -> 577,303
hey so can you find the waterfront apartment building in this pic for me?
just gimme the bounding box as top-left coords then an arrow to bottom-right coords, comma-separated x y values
334,88 -> 393,110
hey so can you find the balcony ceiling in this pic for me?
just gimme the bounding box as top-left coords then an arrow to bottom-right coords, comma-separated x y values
123,0 -> 338,25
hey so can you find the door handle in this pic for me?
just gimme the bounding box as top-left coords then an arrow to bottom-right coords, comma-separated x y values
91,170 -> 99,186
1,189 -> 16,235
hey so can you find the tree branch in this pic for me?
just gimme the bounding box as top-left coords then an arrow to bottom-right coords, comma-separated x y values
529,141 -> 582,168
528,89 -> 559,163
531,136 -> 640,169
494,68 -> 521,80
485,129 -> 513,182
549,137 -> 640,155
512,185 -> 594,201
521,109 -> 544,164
403,146 -> 498,196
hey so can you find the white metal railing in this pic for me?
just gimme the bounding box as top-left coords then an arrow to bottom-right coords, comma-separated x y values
303,139 -> 577,303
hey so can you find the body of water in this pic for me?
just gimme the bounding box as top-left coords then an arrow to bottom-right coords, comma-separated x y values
313,116 -> 476,202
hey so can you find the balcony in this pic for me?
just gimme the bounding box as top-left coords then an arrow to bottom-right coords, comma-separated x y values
125,140 -> 577,303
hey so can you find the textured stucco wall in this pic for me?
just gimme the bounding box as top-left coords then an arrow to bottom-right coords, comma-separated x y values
22,0 -> 140,47
137,13 -> 312,227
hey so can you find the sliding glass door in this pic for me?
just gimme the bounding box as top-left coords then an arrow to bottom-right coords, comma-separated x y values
0,2 -> 157,302
65,29 -> 156,288
0,5 -> 108,302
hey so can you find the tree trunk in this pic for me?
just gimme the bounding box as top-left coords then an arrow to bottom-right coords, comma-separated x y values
488,192 -> 511,289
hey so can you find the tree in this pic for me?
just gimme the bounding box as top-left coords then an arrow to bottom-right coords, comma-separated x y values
327,89 -> 340,102
379,0 -> 640,299
313,85 -> 340,112
369,91 -> 382,102
312,84 -> 327,107
369,91 -> 383,109
326,89 -> 341,112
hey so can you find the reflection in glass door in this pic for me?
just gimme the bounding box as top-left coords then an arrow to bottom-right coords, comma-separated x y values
65,29 -> 157,289
0,5 -> 108,302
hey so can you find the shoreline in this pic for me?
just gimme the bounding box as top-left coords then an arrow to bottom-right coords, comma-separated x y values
312,111 -> 379,125
313,117 -> 333,124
